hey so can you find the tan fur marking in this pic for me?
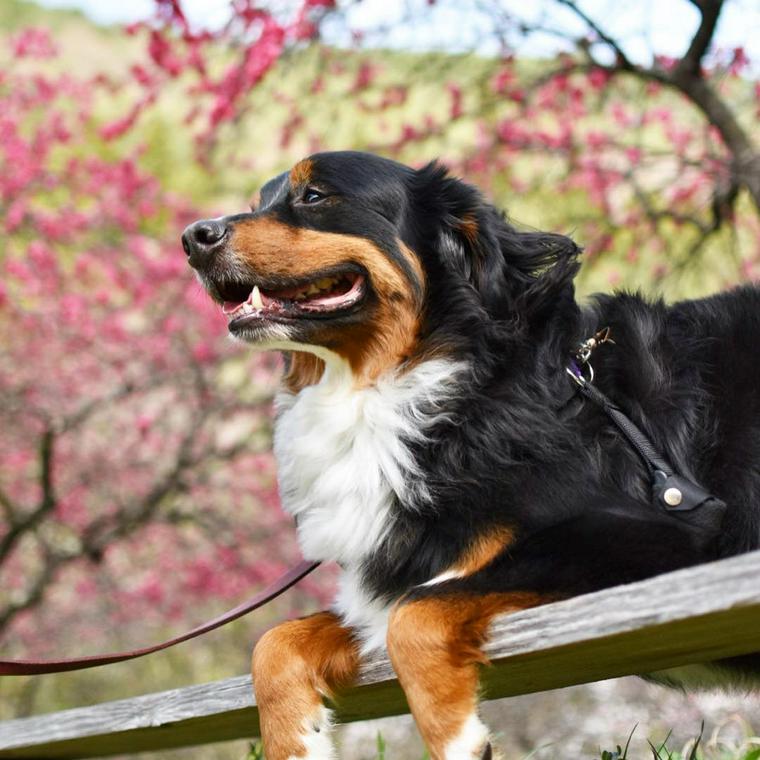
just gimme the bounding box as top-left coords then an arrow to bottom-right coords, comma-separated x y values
252,611 -> 359,760
284,351 -> 326,393
458,213 -> 480,246
289,159 -> 314,188
398,240 -> 426,290
231,218 -> 422,385
451,526 -> 514,577
350,295 -> 420,385
387,592 -> 551,759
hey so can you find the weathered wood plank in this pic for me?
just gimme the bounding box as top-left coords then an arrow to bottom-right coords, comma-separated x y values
2,550 -> 760,758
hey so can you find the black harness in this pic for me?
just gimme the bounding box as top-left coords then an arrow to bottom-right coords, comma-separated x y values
566,329 -> 727,545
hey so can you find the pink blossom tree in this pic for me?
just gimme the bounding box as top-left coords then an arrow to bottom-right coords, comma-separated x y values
130,0 -> 759,286
0,29 -> 323,668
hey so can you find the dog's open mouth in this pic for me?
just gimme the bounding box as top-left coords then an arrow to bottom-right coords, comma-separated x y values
214,270 -> 366,328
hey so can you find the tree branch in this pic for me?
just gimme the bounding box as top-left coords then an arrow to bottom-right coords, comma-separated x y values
0,487 -> 16,525
528,0 -> 760,215
627,168 -> 733,273
554,0 -> 634,70
79,402 -> 211,557
39,428 -> 55,511
0,428 -> 58,564
0,551 -> 63,634
60,383 -> 137,433
676,0 -> 724,78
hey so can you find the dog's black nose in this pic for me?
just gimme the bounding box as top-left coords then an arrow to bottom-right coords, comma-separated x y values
182,219 -> 228,268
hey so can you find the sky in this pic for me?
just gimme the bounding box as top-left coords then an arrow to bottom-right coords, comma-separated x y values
34,0 -> 760,65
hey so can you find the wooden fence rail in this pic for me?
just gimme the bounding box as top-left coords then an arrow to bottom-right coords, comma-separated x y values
1,550 -> 760,758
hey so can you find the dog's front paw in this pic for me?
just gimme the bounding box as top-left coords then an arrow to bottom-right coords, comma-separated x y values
287,704 -> 337,760
441,714 -> 494,760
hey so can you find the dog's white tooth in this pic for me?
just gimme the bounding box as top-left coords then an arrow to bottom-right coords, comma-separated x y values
251,285 -> 264,309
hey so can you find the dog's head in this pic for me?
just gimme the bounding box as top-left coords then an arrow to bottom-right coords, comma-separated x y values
183,151 -> 580,386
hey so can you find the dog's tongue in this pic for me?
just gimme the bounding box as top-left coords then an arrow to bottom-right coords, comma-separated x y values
222,275 -> 364,318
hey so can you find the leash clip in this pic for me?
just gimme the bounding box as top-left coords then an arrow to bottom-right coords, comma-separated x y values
568,327 -> 614,386
577,326 -> 614,363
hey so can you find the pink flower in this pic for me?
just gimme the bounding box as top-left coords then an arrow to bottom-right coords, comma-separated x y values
11,27 -> 57,59
587,68 -> 609,90
585,131 -> 608,150
4,199 -> 27,232
448,83 -> 463,120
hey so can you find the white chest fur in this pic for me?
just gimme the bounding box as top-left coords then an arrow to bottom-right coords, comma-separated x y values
272,356 -> 464,650
273,357 -> 463,564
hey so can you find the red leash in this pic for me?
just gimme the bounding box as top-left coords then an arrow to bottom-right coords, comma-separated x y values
0,559 -> 319,676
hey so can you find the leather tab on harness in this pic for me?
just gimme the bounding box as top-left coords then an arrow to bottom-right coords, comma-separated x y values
652,470 -> 727,537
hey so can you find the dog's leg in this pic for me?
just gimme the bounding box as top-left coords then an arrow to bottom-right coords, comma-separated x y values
252,611 -> 360,760
386,590 -> 548,760
386,507 -> 709,759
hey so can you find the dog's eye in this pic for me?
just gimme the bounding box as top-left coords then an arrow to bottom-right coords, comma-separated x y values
302,188 -> 326,204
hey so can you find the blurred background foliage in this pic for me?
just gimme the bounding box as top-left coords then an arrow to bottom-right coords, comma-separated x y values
0,0 -> 758,757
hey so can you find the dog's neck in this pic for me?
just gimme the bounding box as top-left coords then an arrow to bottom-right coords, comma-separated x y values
272,353 -> 466,566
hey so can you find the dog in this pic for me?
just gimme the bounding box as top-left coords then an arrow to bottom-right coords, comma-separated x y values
182,150 -> 760,760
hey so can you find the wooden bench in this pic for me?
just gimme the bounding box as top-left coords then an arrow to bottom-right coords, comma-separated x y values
1,550 -> 759,759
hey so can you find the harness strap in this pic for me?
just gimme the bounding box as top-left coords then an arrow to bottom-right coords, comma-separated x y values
0,559 -> 319,676
575,379 -> 672,476
566,336 -> 726,541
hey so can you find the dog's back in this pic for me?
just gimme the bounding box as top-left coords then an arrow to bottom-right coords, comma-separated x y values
585,284 -> 760,556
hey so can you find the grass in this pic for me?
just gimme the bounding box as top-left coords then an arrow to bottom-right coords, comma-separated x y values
242,724 -> 760,760
597,724 -> 760,760
243,733 -> 429,760
0,0 -> 88,30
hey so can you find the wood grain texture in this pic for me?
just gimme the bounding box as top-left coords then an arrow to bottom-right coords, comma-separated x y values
2,550 -> 760,758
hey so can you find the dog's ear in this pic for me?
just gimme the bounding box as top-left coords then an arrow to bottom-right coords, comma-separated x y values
408,162 -> 581,320
495,217 -> 582,321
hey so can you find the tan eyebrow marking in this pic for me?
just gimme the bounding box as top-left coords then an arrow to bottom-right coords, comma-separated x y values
289,159 -> 314,188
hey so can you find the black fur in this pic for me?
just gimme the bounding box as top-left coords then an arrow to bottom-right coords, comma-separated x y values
322,152 -> 760,679
190,150 -> 760,683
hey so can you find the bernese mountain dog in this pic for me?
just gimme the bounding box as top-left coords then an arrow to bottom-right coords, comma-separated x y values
182,150 -> 760,760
